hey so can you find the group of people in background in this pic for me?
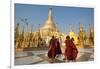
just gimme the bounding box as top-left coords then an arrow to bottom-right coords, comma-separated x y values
48,35 -> 78,63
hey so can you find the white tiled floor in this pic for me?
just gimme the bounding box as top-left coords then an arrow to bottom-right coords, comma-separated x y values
15,48 -> 94,65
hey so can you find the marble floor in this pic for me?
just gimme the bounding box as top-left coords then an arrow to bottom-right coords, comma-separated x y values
15,48 -> 94,65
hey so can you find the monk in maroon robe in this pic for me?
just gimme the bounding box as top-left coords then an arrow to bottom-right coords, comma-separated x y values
64,36 -> 78,62
64,36 -> 71,61
48,36 -> 57,63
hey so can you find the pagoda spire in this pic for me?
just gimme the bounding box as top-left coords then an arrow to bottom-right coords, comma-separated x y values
79,21 -> 83,32
48,8 -> 53,21
78,17 -> 83,32
31,23 -> 33,33
15,23 -> 20,35
89,24 -> 93,33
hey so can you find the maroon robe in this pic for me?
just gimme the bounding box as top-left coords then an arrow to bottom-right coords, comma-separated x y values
70,40 -> 78,60
56,40 -> 62,55
64,40 -> 78,60
48,38 -> 57,58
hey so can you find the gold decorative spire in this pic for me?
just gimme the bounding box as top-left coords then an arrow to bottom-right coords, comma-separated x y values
15,23 -> 20,34
79,21 -> 83,32
78,17 -> 83,32
89,24 -> 93,33
48,8 -> 53,21
29,23 -> 33,33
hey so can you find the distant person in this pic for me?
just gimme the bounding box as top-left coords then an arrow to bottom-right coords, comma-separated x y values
48,36 -> 57,63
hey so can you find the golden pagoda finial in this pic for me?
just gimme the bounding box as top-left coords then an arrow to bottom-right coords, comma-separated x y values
89,24 -> 93,33
31,23 -> 33,33
79,19 -> 83,32
16,22 -> 20,34
48,7 -> 53,20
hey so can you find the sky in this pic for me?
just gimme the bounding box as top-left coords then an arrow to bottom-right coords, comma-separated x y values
15,3 -> 94,35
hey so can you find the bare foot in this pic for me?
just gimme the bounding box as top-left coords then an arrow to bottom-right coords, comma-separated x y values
63,58 -> 66,60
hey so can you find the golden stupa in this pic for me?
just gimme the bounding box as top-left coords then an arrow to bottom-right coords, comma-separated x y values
41,8 -> 58,32
38,8 -> 62,39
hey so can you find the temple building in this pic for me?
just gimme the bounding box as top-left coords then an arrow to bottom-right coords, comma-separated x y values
78,23 -> 87,48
